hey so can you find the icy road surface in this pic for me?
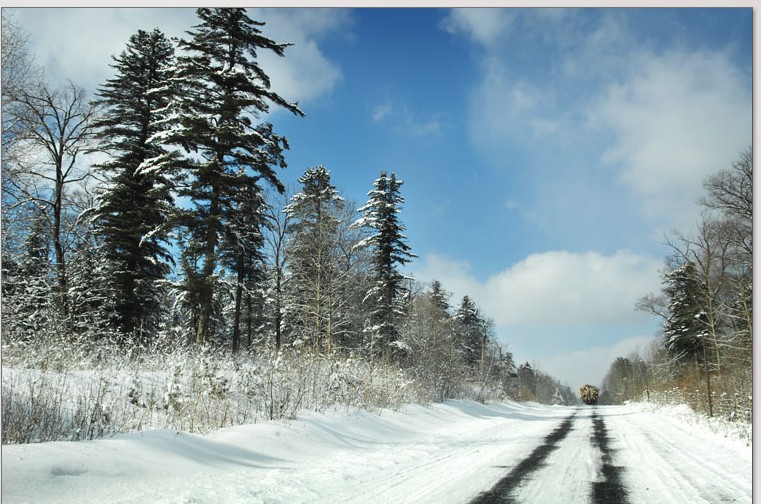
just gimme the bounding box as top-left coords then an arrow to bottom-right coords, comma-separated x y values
2,401 -> 751,504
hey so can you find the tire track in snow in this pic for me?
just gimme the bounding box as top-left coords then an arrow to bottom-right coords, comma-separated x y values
604,407 -> 751,503
590,411 -> 628,504
469,411 -> 577,503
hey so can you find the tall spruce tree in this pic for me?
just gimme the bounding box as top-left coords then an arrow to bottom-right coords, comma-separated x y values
353,171 -> 416,362
662,260 -> 708,367
662,259 -> 716,415
283,165 -> 344,353
151,8 -> 304,345
454,295 -> 488,369
90,29 -> 176,342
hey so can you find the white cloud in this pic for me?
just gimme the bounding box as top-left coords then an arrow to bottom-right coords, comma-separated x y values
13,7 -> 349,106
537,334 -> 655,391
413,250 -> 662,330
257,37 -> 342,107
504,199 -> 519,210
254,8 -> 351,106
558,10 -> 633,79
460,11 -> 638,152
412,251 -> 663,390
440,8 -> 515,49
588,49 -> 751,225
254,7 -> 351,41
411,255 -> 482,304
13,8 -> 197,92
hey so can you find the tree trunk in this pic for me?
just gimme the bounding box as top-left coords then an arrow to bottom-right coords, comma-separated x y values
246,288 -> 253,349
52,160 -> 67,320
275,268 -> 282,350
702,337 -> 714,417
196,191 -> 220,345
231,254 -> 244,353
195,281 -> 213,346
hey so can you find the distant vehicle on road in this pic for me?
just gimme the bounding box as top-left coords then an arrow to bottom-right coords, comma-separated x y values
579,384 -> 599,405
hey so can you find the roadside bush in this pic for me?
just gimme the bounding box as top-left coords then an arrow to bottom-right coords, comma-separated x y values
2,340 -> 430,444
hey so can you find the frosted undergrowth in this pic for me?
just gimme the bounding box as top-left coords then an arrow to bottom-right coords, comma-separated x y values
1,346 -> 428,444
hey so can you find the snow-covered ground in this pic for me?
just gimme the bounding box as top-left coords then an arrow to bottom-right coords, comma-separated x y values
2,401 -> 751,503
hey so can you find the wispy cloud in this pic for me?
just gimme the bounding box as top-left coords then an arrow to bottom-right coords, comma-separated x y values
371,102 -> 393,123
440,8 -> 516,49
503,199 -> 548,228
403,111 -> 445,137
467,56 -> 561,154
587,49 -> 751,226
445,8 -> 750,243
371,100 -> 448,137
13,8 -> 196,91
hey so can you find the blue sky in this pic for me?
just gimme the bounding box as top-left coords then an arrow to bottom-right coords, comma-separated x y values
10,6 -> 752,390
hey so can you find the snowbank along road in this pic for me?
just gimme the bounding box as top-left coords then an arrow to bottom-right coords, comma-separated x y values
2,401 -> 751,503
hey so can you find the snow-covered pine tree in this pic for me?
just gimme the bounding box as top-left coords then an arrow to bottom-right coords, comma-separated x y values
454,295 -> 488,369
283,165 -> 344,353
352,171 -> 416,363
150,8 -> 304,345
1,208 -> 54,342
517,362 -> 537,401
90,29 -> 176,343
429,280 -> 450,314
424,281 -> 464,400
65,236 -> 120,346
662,260 -> 709,369
427,281 -> 459,373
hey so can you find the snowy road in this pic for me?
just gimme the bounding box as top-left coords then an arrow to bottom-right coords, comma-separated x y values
2,401 -> 751,503
472,406 -> 751,504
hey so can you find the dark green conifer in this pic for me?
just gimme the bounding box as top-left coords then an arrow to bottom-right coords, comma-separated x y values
91,28 -> 176,342
353,171 -> 416,361
152,8 -> 304,345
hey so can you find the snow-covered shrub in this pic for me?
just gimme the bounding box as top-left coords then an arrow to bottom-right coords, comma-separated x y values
634,395 -> 752,447
2,370 -> 130,443
2,337 -> 440,444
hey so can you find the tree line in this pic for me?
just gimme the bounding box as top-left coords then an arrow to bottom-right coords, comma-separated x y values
2,8 -> 574,404
600,148 -> 752,420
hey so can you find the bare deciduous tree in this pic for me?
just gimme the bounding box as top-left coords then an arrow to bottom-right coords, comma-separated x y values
1,11 -> 39,143
263,187 -> 293,351
7,82 -> 100,316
